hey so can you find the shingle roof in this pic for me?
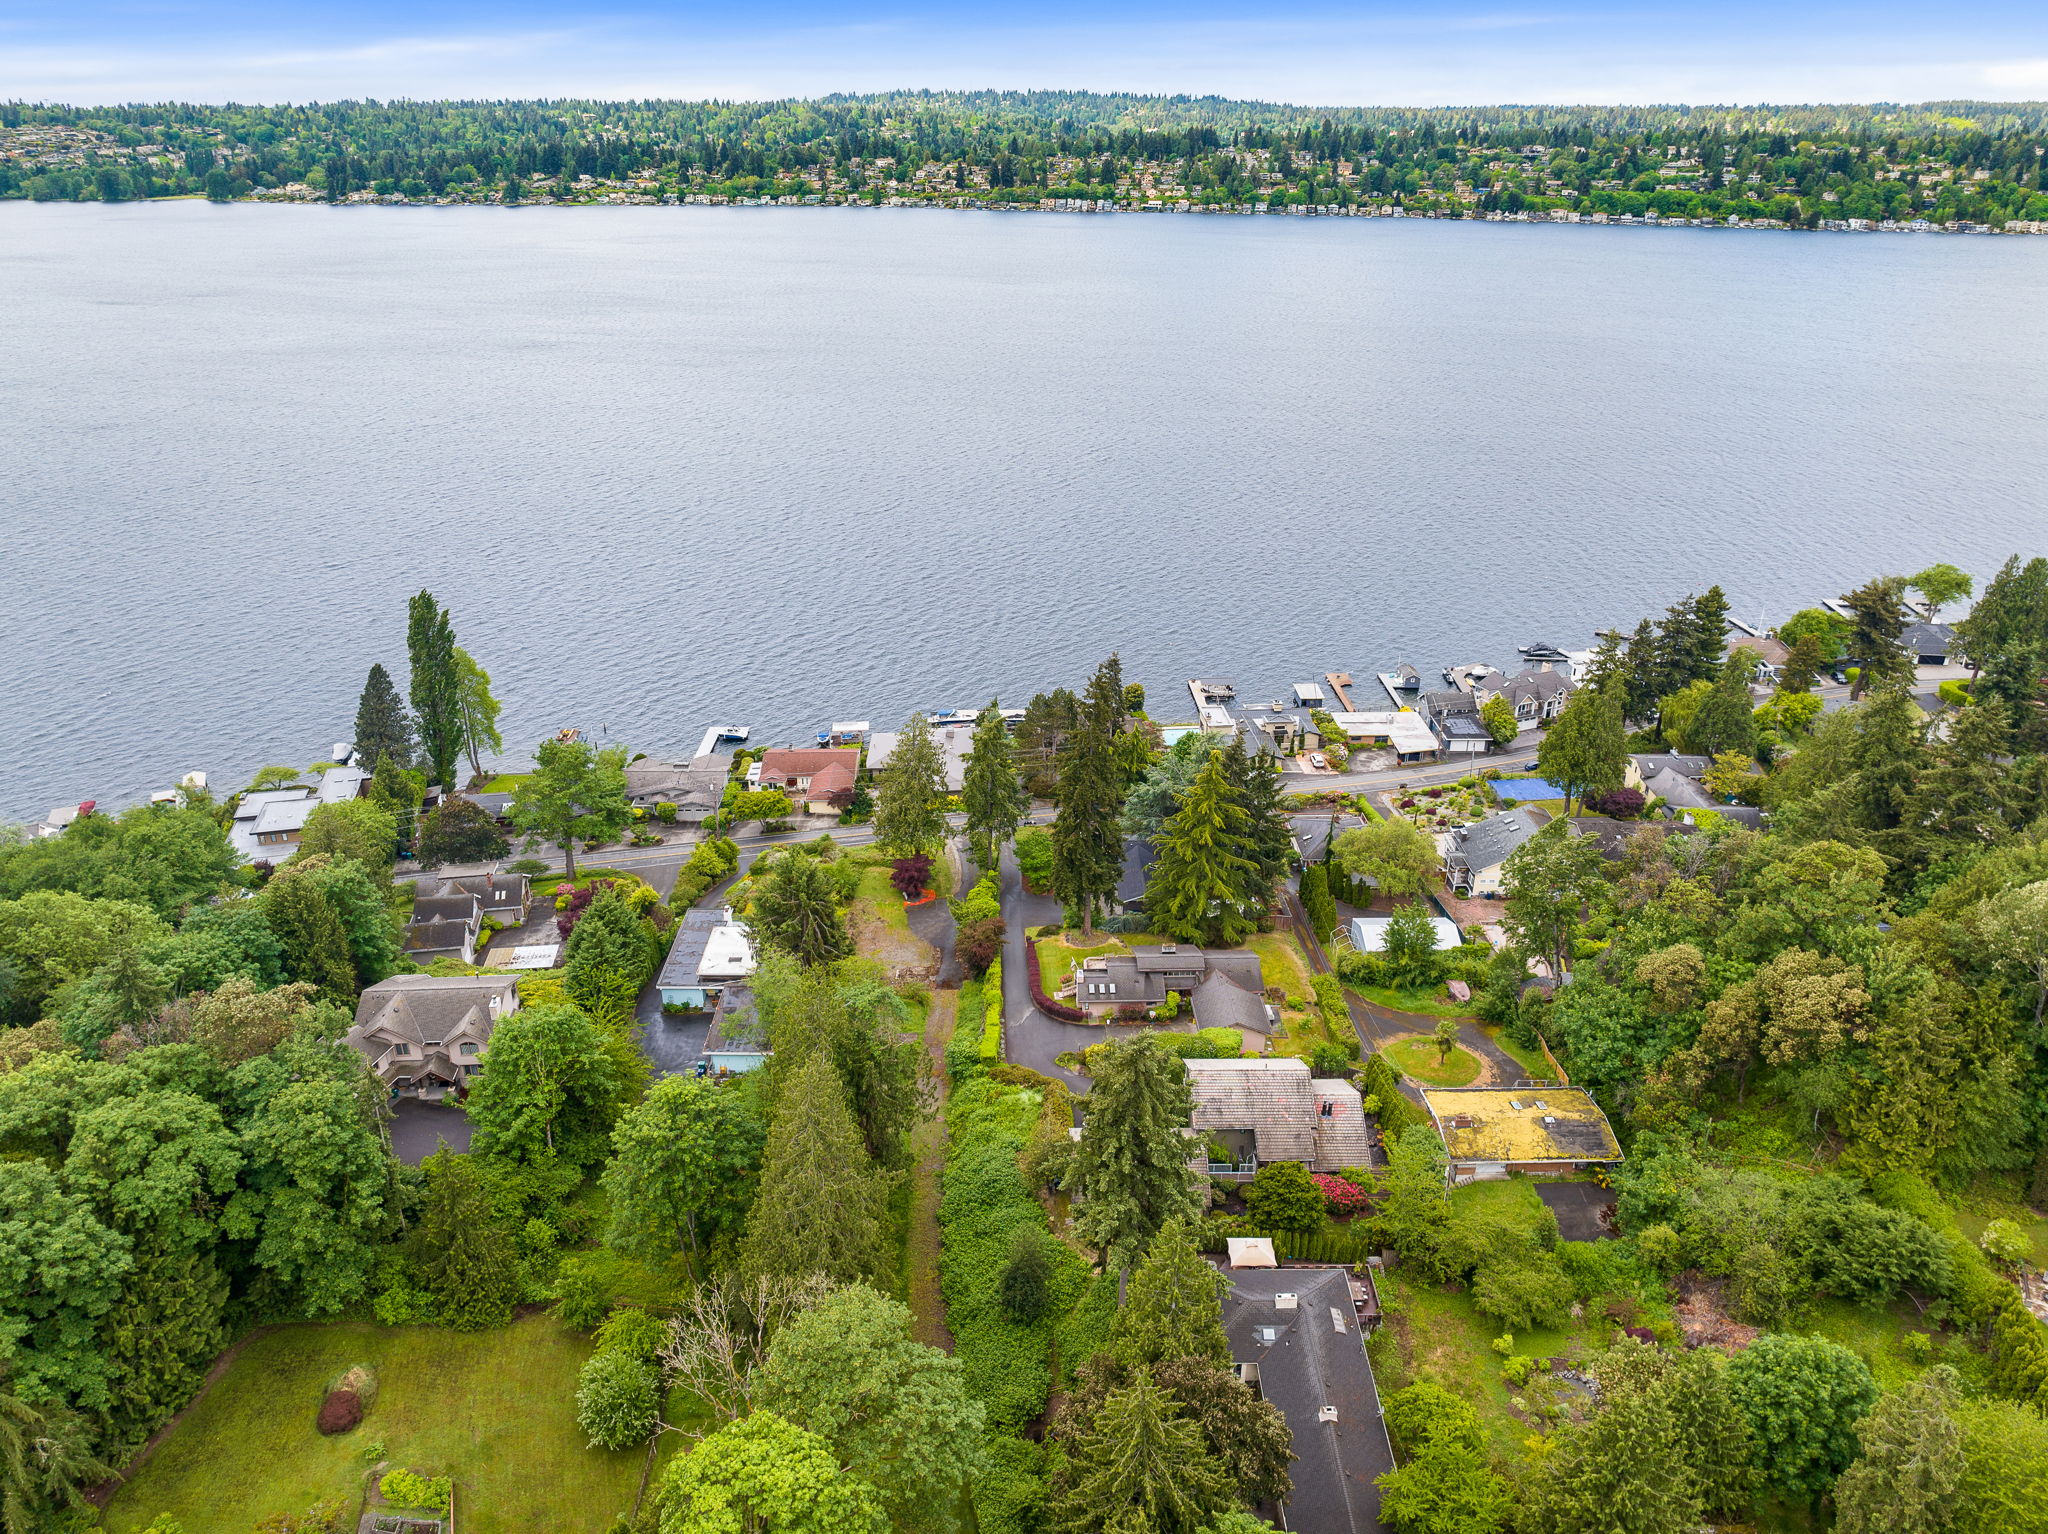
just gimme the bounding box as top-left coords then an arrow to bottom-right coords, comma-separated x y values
1312,1080 -> 1376,1169
757,747 -> 860,797
1115,836 -> 1160,905
1187,1057 -> 1319,1165
403,919 -> 476,956
1899,621 -> 1954,656
1445,807 -> 1547,874
626,756 -> 730,811
1566,816 -> 1695,860
1223,1267 -> 1393,1534
1189,971 -> 1270,1035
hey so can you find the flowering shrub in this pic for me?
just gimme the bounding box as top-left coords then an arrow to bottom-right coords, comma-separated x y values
555,877 -> 637,937
1314,1172 -> 1374,1217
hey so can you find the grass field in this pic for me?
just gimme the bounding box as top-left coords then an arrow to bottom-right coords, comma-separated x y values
1479,1024 -> 1555,1082
1383,1034 -> 1484,1087
1244,931 -> 1312,1006
854,866 -> 913,935
1032,934 -> 1141,995
103,1316 -> 660,1534
1347,979 -> 1478,1020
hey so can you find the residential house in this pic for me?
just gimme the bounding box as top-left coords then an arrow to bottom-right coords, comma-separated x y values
1420,1087 -> 1622,1183
1625,753 -> 1716,812
1474,665 -> 1573,725
433,871 -> 530,922
1348,914 -> 1462,953
1565,815 -> 1694,862
1187,1057 -> 1375,1177
624,755 -> 730,822
1728,634 -> 1790,683
32,801 -> 93,838
700,983 -> 767,1074
1324,711 -> 1441,762
751,747 -> 861,814
657,905 -> 758,1010
866,721 -> 975,792
1222,1262 -> 1393,1534
402,872 -> 530,967
1109,835 -> 1161,915
226,764 -> 372,864
1069,945 -> 1269,1030
1187,679 -> 1324,760
1440,807 -> 1548,896
1434,713 -> 1496,757
345,974 -> 519,1098
1899,621 -> 1955,666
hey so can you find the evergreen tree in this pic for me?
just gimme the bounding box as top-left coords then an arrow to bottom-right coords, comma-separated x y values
1955,554 -> 2048,678
1525,1379 -> 1701,1534
1298,863 -> 1338,940
96,1238 -> 230,1447
1048,1375 -> 1234,1534
1841,574 -> 1913,697
1067,1035 -> 1202,1269
406,591 -> 464,790
562,885 -> 651,1026
352,663 -> 414,772
740,1051 -> 892,1284
1052,722 -> 1124,939
452,648 -> 504,781
367,751 -> 420,820
872,712 -> 948,856
1832,1366 -> 1963,1534
1780,632 -> 1829,693
260,871 -> 357,1004
749,854 -> 854,967
408,1149 -> 521,1330
1015,687 -> 1082,797
1618,616 -> 1664,723
1678,652 -> 1758,760
1913,699 -> 2018,847
1535,684 -> 1626,815
1219,733 -> 1292,890
1113,1217 -> 1230,1368
961,698 -> 1027,871
1146,751 -> 1257,946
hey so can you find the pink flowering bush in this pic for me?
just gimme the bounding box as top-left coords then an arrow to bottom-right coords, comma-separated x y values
1315,1172 -> 1374,1217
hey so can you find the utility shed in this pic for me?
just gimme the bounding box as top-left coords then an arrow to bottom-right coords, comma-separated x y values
1420,1087 -> 1622,1183
1224,1265 -> 1393,1533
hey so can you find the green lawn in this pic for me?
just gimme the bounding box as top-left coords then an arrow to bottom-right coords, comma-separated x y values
104,1316 -> 661,1534
1480,1024 -> 1555,1082
1383,1035 -> 1484,1087
475,773 -> 532,793
854,866 -> 912,935
1032,934 -> 1139,995
1349,980 -> 1478,1020
1244,931 -> 1312,1006
533,868 -> 648,901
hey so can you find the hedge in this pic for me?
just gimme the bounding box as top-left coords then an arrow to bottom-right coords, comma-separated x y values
979,957 -> 1005,1064
1359,1052 -> 1428,1139
1024,941 -> 1085,1022
1193,1215 -> 1378,1265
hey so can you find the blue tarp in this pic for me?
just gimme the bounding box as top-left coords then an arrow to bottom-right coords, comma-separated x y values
1493,778 -> 1568,802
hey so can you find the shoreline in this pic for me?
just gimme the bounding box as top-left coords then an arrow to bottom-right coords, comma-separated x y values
73,195 -> 2042,236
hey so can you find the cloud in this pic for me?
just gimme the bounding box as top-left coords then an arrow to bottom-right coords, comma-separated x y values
1983,57 -> 2048,91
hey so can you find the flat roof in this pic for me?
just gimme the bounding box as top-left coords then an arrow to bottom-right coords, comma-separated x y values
1420,1087 -> 1622,1164
1349,914 -> 1462,952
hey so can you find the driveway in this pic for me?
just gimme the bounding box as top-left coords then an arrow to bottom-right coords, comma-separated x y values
1536,1180 -> 1617,1241
997,845 -> 1148,1092
388,1099 -> 473,1164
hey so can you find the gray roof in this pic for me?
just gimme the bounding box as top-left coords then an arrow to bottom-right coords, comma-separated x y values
1640,765 -> 1714,810
434,872 -> 529,914
1186,1057 -> 1319,1163
404,918 -> 476,957
1224,1266 -> 1393,1534
1629,753 -> 1712,779
1115,835 -> 1160,906
1189,971 -> 1270,1034
1419,689 -> 1476,718
1437,714 -> 1493,741
1491,667 -> 1571,703
659,905 -> 727,992
412,892 -> 481,926
866,724 -> 975,793
1445,807 -> 1547,874
348,975 -> 516,1081
625,756 -> 729,811
1567,816 -> 1694,860
1899,621 -> 1953,657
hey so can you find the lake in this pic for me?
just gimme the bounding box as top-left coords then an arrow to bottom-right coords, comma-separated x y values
2,200 -> 2045,818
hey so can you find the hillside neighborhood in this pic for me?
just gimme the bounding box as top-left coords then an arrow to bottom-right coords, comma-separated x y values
6,561 -> 2048,1534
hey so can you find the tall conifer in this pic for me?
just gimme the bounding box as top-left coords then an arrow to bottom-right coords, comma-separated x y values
962,698 -> 1027,871
352,663 -> 414,772
407,591 -> 464,790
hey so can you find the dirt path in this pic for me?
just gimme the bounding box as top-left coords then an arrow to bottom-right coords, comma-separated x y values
906,990 -> 957,1352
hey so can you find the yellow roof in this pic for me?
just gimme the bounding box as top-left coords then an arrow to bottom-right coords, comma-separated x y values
1420,1088 -> 1621,1164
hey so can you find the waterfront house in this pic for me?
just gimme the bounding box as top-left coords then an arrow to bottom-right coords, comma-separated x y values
752,747 -> 861,814
1441,807 -> 1548,896
1323,711 -> 1441,762
345,974 -> 519,1098
1186,1056 -> 1374,1177
1474,666 -> 1573,724
866,721 -> 975,792
1071,944 -> 1268,1027
1435,713 -> 1496,757
1420,1087 -> 1622,1183
1187,679 -> 1324,760
1899,622 -> 1955,666
657,905 -> 758,1010
624,755 -> 729,821
1728,634 -> 1790,683
1221,1262 -> 1392,1534
226,764 -> 371,864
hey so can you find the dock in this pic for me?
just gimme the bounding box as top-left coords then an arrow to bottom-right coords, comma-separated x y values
1323,672 -> 1358,712
693,725 -> 749,759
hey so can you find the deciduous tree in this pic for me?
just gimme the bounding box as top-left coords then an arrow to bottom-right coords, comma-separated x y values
1724,1331 -> 1876,1503
451,648 -> 504,783
1536,685 -> 1626,815
507,736 -> 632,882
655,1410 -> 888,1534
406,591 -> 464,790
414,796 -> 509,869
603,1076 -> 764,1268
1332,818 -> 1438,900
466,1003 -> 626,1169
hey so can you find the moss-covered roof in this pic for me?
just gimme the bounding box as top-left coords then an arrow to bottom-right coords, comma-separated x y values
1421,1088 -> 1621,1164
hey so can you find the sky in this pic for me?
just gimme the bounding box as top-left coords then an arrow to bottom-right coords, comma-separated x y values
5,0 -> 2048,109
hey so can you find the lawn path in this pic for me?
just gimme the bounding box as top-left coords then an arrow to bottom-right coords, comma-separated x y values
906,989 -> 957,1352
87,1325 -> 277,1506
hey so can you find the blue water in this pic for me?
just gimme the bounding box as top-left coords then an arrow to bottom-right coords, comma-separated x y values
2,201 -> 2046,819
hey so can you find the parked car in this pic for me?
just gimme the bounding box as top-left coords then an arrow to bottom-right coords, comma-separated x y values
1308,753 -> 1328,770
